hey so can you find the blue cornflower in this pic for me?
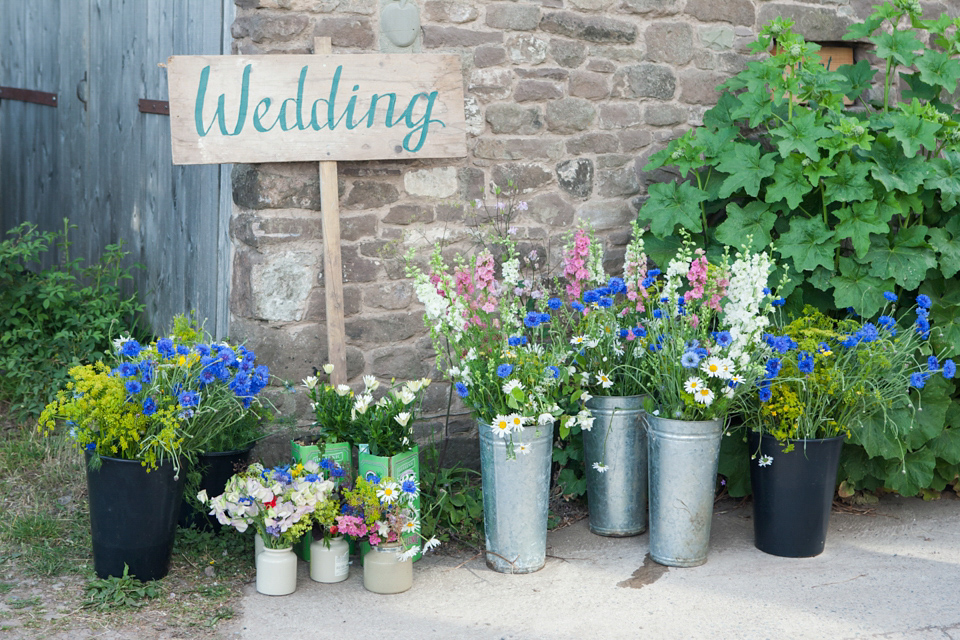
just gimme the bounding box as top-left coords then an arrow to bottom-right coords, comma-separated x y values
943,360 -> 956,379
648,341 -> 663,352
521,312 -> 539,328
584,290 -> 601,305
119,339 -> 142,358
797,351 -> 814,374
238,496 -> 254,506
818,341 -> 831,353
653,309 -> 663,319
762,287 -> 771,295
916,316 -> 931,338
455,382 -> 469,398
649,269 -> 661,278
660,297 -> 669,304
319,458 -> 333,470
538,312 -> 551,324
917,307 -> 930,318
620,329 -> 629,338
125,379 -> 142,395
401,479 -> 418,495
860,323 -> 879,343
139,361 -> 154,384
633,326 -> 647,338
877,315 -> 896,332
772,335 -> 796,354
596,287 -> 612,296
840,333 -> 861,348
157,338 -> 175,358
883,291 -> 898,302
685,339 -> 700,350
497,364 -> 514,378
119,362 -> 138,378
230,373 -> 251,396
572,301 -> 586,312
909,372 -> 926,389
928,355 -> 940,371
331,466 -> 345,478
917,294 -> 932,309
272,467 -> 293,484
598,297 -> 614,308
176,345 -> 190,356
508,336 -> 525,347
179,390 -> 199,407
695,347 -> 709,359
142,397 -> 157,416
758,387 -> 773,403
85,443 -> 97,452
608,277 -> 627,295
714,331 -> 733,348
641,276 -> 655,289
677,297 -> 686,315
367,473 -> 381,485
771,297 -> 785,307
304,473 -> 320,482
265,525 -> 281,537
194,344 -> 211,356
681,351 -> 701,368
765,358 -> 782,378
548,298 -> 563,310
547,366 -> 560,378
250,365 -> 269,394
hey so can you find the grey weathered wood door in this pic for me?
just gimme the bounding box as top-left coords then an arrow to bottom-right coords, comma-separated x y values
0,0 -> 234,337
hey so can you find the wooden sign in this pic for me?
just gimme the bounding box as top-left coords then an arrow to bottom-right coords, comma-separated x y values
167,54 -> 466,165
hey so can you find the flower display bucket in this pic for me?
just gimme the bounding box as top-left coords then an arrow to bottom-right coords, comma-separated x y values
584,395 -> 648,537
86,453 -> 185,581
178,446 -> 252,531
362,543 -> 413,594
748,431 -> 844,558
291,440 -> 352,562
647,415 -> 724,568
256,546 -> 297,596
310,535 -> 350,583
479,421 -> 553,574
358,444 -> 421,562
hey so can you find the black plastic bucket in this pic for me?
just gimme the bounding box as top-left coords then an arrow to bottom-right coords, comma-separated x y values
178,448 -> 252,531
748,431 -> 844,558
86,453 -> 185,581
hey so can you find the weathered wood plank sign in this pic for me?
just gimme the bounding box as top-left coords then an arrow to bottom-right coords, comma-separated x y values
167,53 -> 466,165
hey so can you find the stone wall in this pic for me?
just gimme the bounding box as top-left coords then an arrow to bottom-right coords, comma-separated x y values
227,0 -> 951,464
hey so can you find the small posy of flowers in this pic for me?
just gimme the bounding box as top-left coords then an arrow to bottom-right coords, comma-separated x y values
200,460 -> 338,549
38,320 -> 270,473
337,476 -> 439,561
349,376 -> 431,457
749,295 -> 954,454
303,364 -> 360,446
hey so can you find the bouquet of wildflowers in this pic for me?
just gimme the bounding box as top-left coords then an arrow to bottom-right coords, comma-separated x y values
350,375 -> 431,457
38,329 -> 270,473
636,231 -> 779,421
407,229 -> 578,459
199,459 -> 340,549
746,295 -> 955,457
303,364 -> 362,446
336,475 -> 439,561
564,221 -> 658,399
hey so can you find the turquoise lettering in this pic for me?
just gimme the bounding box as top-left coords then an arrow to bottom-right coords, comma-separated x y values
194,64 -> 250,137
361,93 -> 397,128
253,98 -> 278,132
402,91 -> 445,153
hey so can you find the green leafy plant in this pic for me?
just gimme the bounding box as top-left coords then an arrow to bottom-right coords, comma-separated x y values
639,3 -> 960,497
418,448 -> 484,547
84,565 -> 162,610
0,220 -> 145,419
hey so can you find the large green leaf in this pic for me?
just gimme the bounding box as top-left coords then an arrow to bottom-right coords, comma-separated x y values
924,152 -> 960,212
832,201 -> 890,258
851,411 -> 906,460
836,59 -> 877,101
777,216 -> 837,273
830,257 -> 893,317
914,49 -> 960,92
822,154 -> 874,204
716,143 -> 776,198
895,376 -> 952,450
802,157 -> 838,185
873,29 -> 922,67
640,233 -> 685,269
730,89 -> 775,129
764,154 -> 813,209
869,134 -> 928,193
927,227 -> 960,279
770,110 -> 832,160
888,111 -> 941,158
703,92 -> 741,130
883,448 -> 936,497
927,278 -> 960,358
929,428 -> 960,465
641,182 -> 708,237
715,202 -> 776,250
865,227 -> 937,290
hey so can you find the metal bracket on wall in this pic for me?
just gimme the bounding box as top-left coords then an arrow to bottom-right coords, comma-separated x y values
138,99 -> 169,115
0,86 -> 58,107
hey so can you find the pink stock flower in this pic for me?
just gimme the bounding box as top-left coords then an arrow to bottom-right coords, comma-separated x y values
563,229 -> 593,301
368,532 -> 381,546
684,251 -> 709,302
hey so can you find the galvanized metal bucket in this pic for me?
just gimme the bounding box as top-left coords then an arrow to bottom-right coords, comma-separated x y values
584,395 -> 648,537
647,414 -> 724,567
478,420 -> 554,574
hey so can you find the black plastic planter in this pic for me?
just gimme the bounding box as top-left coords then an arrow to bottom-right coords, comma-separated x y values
86,453 -> 185,581
748,431 -> 844,558
178,447 -> 252,531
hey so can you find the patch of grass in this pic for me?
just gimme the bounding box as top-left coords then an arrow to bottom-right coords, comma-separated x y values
84,566 -> 162,611
0,582 -> 13,594
7,596 -> 42,610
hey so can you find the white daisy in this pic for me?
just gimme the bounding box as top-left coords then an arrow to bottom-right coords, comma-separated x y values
502,379 -> 524,395
377,481 -> 401,503
684,377 -> 705,394
694,387 -> 715,406
422,536 -> 441,552
401,518 -> 420,534
730,374 -> 746,386
718,358 -> 734,379
570,335 -> 586,345
398,546 -> 419,562
701,357 -> 724,378
723,386 -> 735,399
492,415 -> 512,438
758,455 -> 773,467
508,413 -> 528,432
577,410 -> 595,431
592,462 -> 608,473
596,371 -> 614,389
517,443 -> 532,456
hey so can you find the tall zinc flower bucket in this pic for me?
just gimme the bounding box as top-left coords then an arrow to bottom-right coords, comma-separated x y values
647,414 -> 724,567
479,421 -> 554,574
583,395 -> 648,537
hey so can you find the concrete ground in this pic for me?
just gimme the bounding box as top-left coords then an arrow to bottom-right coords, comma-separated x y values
221,494 -> 960,640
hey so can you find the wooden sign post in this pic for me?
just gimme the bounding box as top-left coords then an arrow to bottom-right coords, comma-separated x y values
166,44 -> 466,385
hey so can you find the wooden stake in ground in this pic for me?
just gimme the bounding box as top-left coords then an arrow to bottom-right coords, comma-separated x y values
315,36 -> 347,386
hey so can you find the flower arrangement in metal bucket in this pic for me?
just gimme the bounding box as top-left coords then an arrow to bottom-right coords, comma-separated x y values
336,474 -> 439,561
199,459 -> 341,549
38,327 -> 270,474
406,226 -> 577,460
746,293 -> 956,460
634,230 -> 781,421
